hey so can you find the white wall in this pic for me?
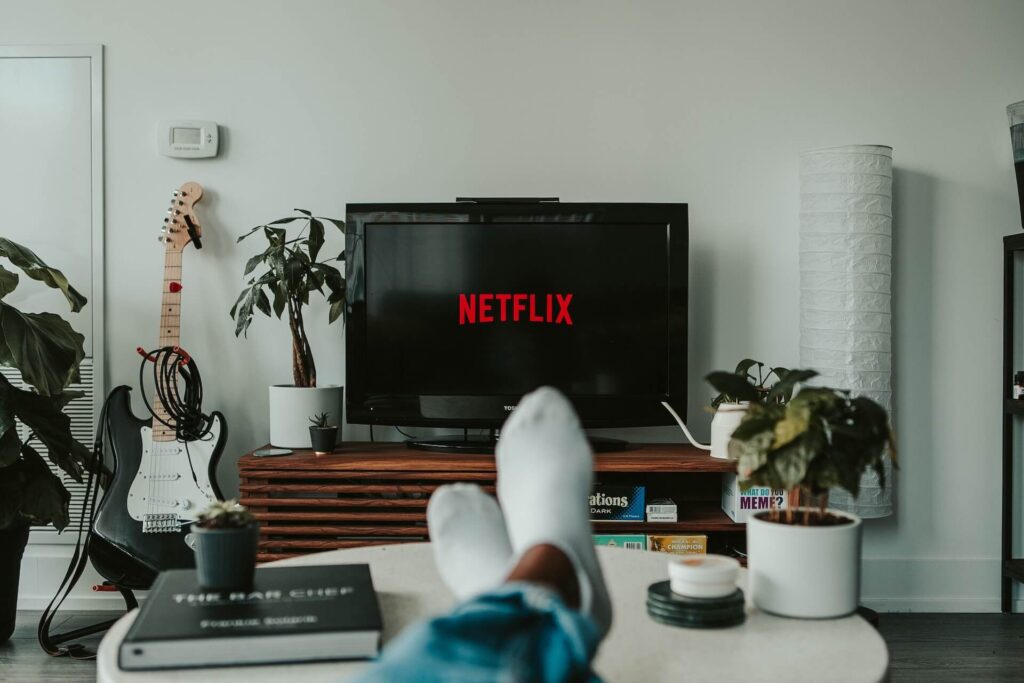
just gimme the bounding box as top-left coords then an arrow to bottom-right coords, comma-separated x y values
3,0 -> 1023,611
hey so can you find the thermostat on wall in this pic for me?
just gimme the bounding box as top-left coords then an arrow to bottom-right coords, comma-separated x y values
157,120 -> 219,158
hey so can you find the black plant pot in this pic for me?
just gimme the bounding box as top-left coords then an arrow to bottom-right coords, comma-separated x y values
0,521 -> 30,644
310,426 -> 339,455
191,523 -> 259,592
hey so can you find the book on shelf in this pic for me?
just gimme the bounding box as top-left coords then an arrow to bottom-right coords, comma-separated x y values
589,484 -> 645,521
721,472 -> 788,523
119,564 -> 381,671
593,534 -> 647,550
647,534 -> 707,555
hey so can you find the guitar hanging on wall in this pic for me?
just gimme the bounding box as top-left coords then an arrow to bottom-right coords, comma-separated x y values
89,182 -> 227,590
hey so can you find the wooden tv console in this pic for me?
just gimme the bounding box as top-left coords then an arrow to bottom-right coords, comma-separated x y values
238,442 -> 742,563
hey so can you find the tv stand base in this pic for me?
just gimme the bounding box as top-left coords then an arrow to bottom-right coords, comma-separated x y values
405,435 -> 629,454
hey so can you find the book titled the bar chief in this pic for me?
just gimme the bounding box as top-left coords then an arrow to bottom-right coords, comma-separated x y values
120,564 -> 382,671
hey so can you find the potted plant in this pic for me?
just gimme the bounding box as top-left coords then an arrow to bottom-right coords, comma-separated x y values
309,412 -> 339,455
704,360 -> 811,459
728,375 -> 895,618
0,239 -> 98,643
191,499 -> 259,591
231,210 -> 346,447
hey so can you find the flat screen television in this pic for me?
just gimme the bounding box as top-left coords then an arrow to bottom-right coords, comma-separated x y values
345,200 -> 688,452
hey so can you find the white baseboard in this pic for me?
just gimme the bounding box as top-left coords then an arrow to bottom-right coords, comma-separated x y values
861,557 -> 1021,613
17,547 -> 1022,613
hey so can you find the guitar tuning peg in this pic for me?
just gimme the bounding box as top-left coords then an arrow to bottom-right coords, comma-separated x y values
160,226 -> 167,233
163,217 -> 169,223
172,190 -> 179,197
158,235 -> 166,243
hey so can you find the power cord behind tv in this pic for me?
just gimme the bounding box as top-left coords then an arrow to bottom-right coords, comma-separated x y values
660,401 -> 711,451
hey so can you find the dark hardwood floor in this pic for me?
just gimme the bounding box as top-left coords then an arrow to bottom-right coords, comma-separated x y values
2,611 -> 1023,681
878,613 -> 1024,682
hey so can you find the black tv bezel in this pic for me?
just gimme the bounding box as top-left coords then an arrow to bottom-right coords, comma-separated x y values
345,202 -> 688,429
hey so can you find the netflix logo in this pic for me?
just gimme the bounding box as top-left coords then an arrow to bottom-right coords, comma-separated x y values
459,293 -> 573,325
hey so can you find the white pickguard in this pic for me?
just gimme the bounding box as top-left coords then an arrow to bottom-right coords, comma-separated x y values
126,418 -> 221,529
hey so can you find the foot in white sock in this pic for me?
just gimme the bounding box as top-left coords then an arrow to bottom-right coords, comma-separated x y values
427,483 -> 513,601
496,386 -> 612,636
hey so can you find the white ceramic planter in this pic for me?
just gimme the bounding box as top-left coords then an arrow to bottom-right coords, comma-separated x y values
747,508 -> 862,618
268,385 -> 343,448
710,402 -> 749,459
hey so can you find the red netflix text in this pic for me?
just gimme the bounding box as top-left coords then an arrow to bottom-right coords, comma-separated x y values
459,293 -> 574,326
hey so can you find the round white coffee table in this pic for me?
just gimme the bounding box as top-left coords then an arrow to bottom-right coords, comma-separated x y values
98,544 -> 888,682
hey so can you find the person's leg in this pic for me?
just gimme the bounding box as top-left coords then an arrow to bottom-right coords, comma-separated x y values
496,387 -> 612,635
358,542 -> 599,683
356,388 -> 609,682
427,483 -> 513,600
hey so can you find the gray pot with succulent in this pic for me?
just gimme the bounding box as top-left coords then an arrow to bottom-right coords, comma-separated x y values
0,239 -> 98,643
309,412 -> 339,455
191,500 -> 260,591
728,372 -> 896,618
231,210 -> 347,448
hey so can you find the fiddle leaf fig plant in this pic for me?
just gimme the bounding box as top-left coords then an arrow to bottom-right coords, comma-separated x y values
0,238 -> 98,531
230,210 -> 346,388
728,377 -> 896,525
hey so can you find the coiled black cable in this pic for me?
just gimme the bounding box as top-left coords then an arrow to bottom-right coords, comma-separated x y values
138,346 -> 214,442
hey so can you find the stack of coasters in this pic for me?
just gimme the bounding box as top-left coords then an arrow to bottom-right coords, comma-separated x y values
646,581 -> 745,628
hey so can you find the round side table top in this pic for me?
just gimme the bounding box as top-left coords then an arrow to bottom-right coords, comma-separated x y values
98,543 -> 888,682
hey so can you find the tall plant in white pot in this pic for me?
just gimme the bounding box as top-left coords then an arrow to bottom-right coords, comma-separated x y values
728,374 -> 895,618
231,210 -> 346,448
705,360 -> 807,459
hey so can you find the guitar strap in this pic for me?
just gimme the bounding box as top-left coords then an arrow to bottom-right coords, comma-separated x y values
37,393 -> 138,660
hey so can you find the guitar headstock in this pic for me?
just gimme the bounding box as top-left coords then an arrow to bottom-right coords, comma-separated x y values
160,181 -> 204,251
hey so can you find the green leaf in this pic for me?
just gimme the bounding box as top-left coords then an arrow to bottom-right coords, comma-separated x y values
0,423 -> 20,467
308,218 -> 325,262
767,368 -> 819,403
319,217 -> 346,232
254,288 -> 272,317
293,208 -> 312,217
271,281 -> 287,318
0,376 -> 93,482
705,371 -> 759,403
734,358 -> 761,379
329,299 -> 345,324
233,288 -> 255,337
18,443 -> 70,530
266,215 -> 307,226
242,253 -> 265,277
0,264 -> 19,298
0,238 -> 87,312
0,304 -> 85,395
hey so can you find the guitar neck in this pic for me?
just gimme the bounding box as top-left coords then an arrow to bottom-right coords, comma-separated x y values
153,249 -> 183,441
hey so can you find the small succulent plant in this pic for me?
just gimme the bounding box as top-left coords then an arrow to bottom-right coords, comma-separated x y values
196,499 -> 255,529
309,412 -> 332,428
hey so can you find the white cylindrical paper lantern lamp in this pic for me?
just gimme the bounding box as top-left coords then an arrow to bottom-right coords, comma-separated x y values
799,145 -> 893,518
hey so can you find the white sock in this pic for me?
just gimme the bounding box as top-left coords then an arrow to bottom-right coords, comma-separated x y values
427,483 -> 513,601
496,386 -> 612,636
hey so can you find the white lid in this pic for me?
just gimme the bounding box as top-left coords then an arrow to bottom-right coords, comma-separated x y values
667,554 -> 740,584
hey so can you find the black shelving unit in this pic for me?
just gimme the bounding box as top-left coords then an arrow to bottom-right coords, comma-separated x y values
1002,234 -> 1024,612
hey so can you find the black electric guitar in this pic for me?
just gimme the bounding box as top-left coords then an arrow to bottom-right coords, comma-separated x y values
90,182 -> 227,590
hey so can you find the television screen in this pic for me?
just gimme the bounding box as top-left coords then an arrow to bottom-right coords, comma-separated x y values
346,202 -> 687,432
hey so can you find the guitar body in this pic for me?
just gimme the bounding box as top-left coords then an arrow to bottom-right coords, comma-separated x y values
91,386 -> 227,589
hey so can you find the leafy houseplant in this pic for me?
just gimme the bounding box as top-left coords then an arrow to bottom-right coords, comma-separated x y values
703,359 -> 813,460
0,239 -> 97,642
309,411 -> 339,455
231,210 -> 347,447
191,499 -> 259,591
728,373 -> 896,618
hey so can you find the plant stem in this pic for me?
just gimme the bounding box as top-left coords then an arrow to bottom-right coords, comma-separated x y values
286,296 -> 315,387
